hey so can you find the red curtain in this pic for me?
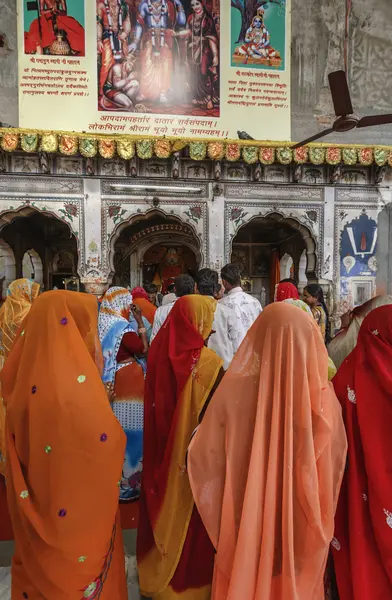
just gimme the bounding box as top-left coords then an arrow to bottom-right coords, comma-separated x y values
270,250 -> 280,303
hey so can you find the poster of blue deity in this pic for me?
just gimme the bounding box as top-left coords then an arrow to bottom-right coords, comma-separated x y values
231,0 -> 287,70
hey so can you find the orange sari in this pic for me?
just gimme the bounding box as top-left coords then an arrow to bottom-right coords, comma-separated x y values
0,278 -> 40,477
137,295 -> 223,600
188,303 -> 347,600
1,291 -> 128,600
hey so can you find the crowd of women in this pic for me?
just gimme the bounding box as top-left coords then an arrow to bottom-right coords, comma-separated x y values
0,275 -> 391,600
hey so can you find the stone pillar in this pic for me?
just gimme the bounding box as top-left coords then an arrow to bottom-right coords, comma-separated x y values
81,178 -> 108,294
376,188 -> 392,295
207,185 -> 225,273
322,186 -> 335,316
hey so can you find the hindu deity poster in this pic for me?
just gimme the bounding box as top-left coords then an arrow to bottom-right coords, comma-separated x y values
23,0 -> 85,56
231,0 -> 286,70
17,0 -> 291,140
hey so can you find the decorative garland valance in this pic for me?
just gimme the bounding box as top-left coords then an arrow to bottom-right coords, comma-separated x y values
0,128 -> 391,167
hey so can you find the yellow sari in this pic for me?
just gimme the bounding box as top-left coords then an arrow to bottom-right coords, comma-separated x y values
0,279 -> 40,475
137,295 -> 223,600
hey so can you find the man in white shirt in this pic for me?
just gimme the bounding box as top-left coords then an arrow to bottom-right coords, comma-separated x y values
209,264 -> 262,368
150,274 -> 195,342
195,268 -> 235,370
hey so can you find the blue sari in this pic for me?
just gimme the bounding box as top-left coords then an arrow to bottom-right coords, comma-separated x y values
98,287 -> 147,502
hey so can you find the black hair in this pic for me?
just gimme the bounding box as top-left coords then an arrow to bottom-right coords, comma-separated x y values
195,268 -> 218,296
305,284 -> 331,343
213,282 -> 222,298
144,283 -> 157,294
175,274 -> 195,297
280,278 -> 298,289
166,283 -> 176,294
221,263 -> 241,287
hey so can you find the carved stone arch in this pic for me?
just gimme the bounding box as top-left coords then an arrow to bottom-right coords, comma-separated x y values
22,249 -> 43,284
108,208 -> 203,281
0,205 -> 82,278
229,210 -> 318,279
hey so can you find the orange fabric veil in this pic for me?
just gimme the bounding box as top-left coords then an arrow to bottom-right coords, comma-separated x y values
1,291 -> 127,599
0,278 -> 40,477
188,303 -> 347,600
0,278 -> 40,367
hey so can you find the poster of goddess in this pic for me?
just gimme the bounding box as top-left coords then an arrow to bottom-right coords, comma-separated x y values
97,0 -> 220,116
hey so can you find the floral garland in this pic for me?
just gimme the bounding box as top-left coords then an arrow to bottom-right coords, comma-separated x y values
1,130 -> 392,167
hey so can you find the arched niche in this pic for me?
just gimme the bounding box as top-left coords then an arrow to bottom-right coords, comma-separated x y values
109,209 -> 202,287
22,249 -> 43,284
0,207 -> 79,290
280,253 -> 294,281
230,212 -> 316,304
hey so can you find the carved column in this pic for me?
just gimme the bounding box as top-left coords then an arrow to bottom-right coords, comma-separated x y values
81,178 -> 108,292
207,184 -> 225,273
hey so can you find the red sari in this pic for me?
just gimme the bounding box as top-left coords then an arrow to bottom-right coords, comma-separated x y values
137,295 -> 223,600
332,305 -> 392,599
275,282 -> 299,301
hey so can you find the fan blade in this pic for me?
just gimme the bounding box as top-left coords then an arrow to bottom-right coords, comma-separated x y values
291,128 -> 334,150
357,114 -> 392,128
328,70 -> 353,117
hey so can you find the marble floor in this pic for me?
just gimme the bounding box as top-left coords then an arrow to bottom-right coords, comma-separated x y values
0,556 -> 141,599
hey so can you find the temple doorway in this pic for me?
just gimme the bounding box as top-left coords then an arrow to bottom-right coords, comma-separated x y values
112,213 -> 201,290
230,214 -> 316,307
0,210 -> 79,294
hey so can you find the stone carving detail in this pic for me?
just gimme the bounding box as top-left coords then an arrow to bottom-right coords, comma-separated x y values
171,152 -> 180,179
253,162 -> 262,182
293,164 -> 303,183
56,157 -> 83,176
39,151 -> 50,174
12,156 -> 40,174
351,29 -> 392,110
224,184 -> 323,201
130,156 -> 138,177
0,176 -> 83,194
101,179 -> 209,198
336,188 -> 381,203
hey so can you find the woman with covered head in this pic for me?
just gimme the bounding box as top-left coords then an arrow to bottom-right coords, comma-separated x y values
328,294 -> 392,369
303,283 -> 331,343
1,290 -> 128,599
0,278 -> 40,477
132,286 -> 157,326
98,286 -> 148,502
188,302 -> 347,600
332,305 -> 392,599
137,294 -> 224,600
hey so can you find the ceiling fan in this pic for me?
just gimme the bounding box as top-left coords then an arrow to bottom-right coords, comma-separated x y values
292,70 -> 392,149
